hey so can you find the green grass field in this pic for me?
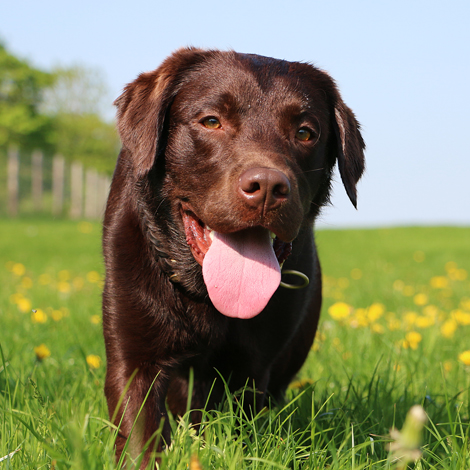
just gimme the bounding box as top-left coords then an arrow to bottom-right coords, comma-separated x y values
1,219 -> 469,469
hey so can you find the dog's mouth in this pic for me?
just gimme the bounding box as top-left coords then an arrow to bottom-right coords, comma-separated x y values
181,208 -> 292,319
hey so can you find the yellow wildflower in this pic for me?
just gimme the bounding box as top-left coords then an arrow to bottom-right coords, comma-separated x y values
90,315 -> 101,325
86,355 -> 102,369
404,331 -> 422,350
404,311 -> 418,326
328,302 -> 352,320
34,344 -> 51,360
458,351 -> 470,366
57,281 -> 71,294
371,323 -> 385,334
31,309 -> 47,323
415,316 -> 434,329
78,221 -> 93,233
367,303 -> 385,322
11,263 -> 26,276
430,276 -> 448,289
73,277 -> 85,290
413,293 -> 428,306
441,319 -> 457,338
460,298 -> 470,311
17,297 -> 32,313
38,273 -> 52,285
87,271 -> 101,283
21,277 -> 33,289
52,310 -> 64,321
443,361 -> 453,372
453,309 -> 470,325
403,285 -> 415,297
388,318 -> 402,331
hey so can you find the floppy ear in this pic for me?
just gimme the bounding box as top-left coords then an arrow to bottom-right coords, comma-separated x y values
114,47 -> 209,178
332,99 -> 365,208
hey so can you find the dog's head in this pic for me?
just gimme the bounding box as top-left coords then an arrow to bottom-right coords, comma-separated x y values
114,48 -> 365,317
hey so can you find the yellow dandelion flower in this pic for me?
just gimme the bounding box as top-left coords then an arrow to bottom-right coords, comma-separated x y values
90,315 -> 101,325
430,276 -> 448,289
405,331 -> 422,350
86,271 -> 101,283
394,363 -> 401,371
441,319 -> 457,338
78,221 -> 93,233
21,277 -> 33,289
73,277 -> 85,290
423,305 -> 438,318
445,261 -> 458,272
31,309 -> 47,323
415,316 -> 434,329
353,307 -> 369,327
460,298 -> 470,311
38,273 -> 52,285
351,268 -> 362,280
458,350 -> 470,366
34,344 -> 51,360
86,355 -> 101,369
413,293 -> 428,306
12,263 -> 26,276
367,303 -> 385,322
403,286 -> 415,297
57,281 -> 71,294
413,251 -> 425,262
52,310 -> 64,321
443,360 -> 453,372
388,318 -> 402,331
372,323 -> 385,334
328,302 -> 352,320
289,378 -> 314,390
17,297 -> 32,313
455,269 -> 467,281
452,309 -> 470,325
404,311 -> 418,326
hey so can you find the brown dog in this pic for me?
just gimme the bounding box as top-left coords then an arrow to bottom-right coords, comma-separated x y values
102,48 -> 364,463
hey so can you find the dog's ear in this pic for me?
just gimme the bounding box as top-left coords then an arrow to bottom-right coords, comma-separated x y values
332,98 -> 365,208
114,47 -> 209,178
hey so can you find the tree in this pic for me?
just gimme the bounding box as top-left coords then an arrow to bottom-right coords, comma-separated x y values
0,43 -> 120,173
0,42 -> 54,150
42,65 -> 120,173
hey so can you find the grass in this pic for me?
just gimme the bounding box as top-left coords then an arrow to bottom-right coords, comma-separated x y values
1,218 -> 469,469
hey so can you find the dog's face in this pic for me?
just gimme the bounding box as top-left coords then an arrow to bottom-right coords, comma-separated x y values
114,49 -> 364,318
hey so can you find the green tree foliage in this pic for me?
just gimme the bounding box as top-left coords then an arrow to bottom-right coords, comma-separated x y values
42,65 -> 120,173
0,42 -> 120,173
0,42 -> 54,150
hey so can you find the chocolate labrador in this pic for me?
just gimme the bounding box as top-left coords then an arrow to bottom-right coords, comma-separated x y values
102,48 -> 365,463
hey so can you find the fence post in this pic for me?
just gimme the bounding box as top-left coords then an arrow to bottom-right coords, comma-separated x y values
84,168 -> 98,219
70,161 -> 83,219
32,150 -> 43,212
52,155 -> 65,216
7,146 -> 19,217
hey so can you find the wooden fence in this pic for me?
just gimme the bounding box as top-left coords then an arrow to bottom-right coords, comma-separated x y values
3,147 -> 111,219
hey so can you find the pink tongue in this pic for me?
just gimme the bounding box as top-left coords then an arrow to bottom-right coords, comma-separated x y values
202,228 -> 281,319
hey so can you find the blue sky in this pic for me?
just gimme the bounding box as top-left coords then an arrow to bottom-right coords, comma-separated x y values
2,0 -> 469,228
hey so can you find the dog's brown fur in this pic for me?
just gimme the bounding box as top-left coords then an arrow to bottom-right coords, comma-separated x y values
103,48 -> 365,464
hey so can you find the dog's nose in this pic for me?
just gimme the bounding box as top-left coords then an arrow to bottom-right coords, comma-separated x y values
238,167 -> 291,211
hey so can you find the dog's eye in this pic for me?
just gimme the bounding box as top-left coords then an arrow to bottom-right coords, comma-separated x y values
295,127 -> 314,141
202,117 -> 222,129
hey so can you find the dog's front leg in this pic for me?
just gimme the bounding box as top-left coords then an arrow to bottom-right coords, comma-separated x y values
105,363 -> 170,467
